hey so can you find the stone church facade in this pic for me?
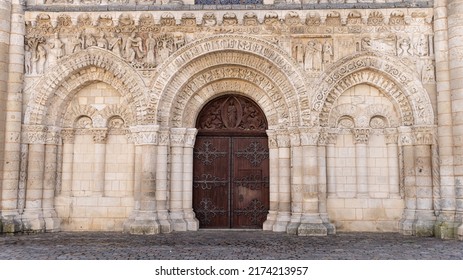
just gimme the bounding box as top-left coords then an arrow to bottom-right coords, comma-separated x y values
0,0 -> 462,240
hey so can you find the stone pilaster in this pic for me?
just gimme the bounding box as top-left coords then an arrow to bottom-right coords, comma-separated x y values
42,127 -> 60,231
385,128 -> 400,198
123,125 -> 160,235
326,129 -> 338,197
318,128 -> 336,234
399,127 -> 417,235
287,128 -> 302,235
156,129 -> 171,233
434,0 -> 458,239
297,127 -> 327,236
353,128 -> 371,197
183,128 -> 199,231
413,127 -> 436,236
273,129 -> 291,232
1,0 -> 24,234
169,128 -> 187,231
21,125 -> 47,232
263,130 -> 278,231
448,0 -> 463,240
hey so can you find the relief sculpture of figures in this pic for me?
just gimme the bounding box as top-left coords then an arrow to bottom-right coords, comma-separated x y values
25,45 -> 32,75
108,32 -> 122,57
322,40 -> 333,66
125,32 -> 144,61
304,40 -> 322,71
33,44 -> 47,74
145,33 -> 157,65
48,33 -> 64,66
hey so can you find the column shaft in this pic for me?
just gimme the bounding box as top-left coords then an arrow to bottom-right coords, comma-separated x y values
263,130 -> 278,231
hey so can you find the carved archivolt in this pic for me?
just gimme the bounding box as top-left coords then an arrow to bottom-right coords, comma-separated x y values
172,66 -> 285,128
24,48 -> 147,126
153,34 -> 310,128
313,52 -> 434,127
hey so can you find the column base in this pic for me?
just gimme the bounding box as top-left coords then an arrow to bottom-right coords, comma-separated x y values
184,209 -> 199,231
399,210 -> 415,235
43,209 -> 61,232
123,211 -> 160,235
297,223 -> 328,236
414,210 -> 436,237
21,210 -> 45,233
170,210 -> 187,231
1,212 -> 23,233
434,211 -> 457,239
273,211 -> 290,232
263,211 -> 277,231
320,213 -> 336,235
458,224 -> 463,241
286,213 -> 302,235
157,210 -> 172,233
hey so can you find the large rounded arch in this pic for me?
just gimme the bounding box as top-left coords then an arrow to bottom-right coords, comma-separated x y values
151,34 -> 311,128
312,52 -> 434,127
24,47 -> 148,127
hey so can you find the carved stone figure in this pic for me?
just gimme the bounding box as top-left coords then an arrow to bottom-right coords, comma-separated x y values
125,32 -> 144,61
108,33 -> 122,57
322,40 -> 333,65
25,45 -> 32,75
33,44 -> 47,74
304,40 -> 322,71
48,33 -> 64,66
97,32 -> 108,49
145,33 -> 157,65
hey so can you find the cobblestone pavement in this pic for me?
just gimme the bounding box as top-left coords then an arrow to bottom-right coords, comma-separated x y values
0,230 -> 462,260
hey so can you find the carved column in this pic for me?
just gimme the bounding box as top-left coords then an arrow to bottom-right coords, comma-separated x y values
91,128 -> 107,196
263,130 -> 278,231
1,0 -> 24,233
448,0 -> 463,240
123,125 -> 160,235
353,128 -> 371,196
385,128 -> 400,197
399,127 -> 416,235
21,125 -> 47,232
287,128 -> 303,235
59,129 -> 74,197
434,0 -> 458,239
170,128 -> 187,231
183,128 -> 199,231
413,127 -> 436,236
298,128 -> 327,236
42,127 -> 60,231
156,129 -> 171,233
273,130 -> 291,232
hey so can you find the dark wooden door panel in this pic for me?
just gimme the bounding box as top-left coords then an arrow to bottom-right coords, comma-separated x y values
193,137 -> 230,228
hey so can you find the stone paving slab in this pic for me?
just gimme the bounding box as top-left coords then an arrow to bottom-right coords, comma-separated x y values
0,231 -> 462,260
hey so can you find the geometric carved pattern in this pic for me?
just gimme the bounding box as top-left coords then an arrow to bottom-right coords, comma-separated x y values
235,141 -> 269,167
196,0 -> 262,4
234,199 -> 268,226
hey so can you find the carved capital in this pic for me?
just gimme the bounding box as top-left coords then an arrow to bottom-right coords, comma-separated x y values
46,126 -> 61,145
130,125 -> 159,145
267,130 -> 278,149
170,128 -> 187,147
385,128 -> 399,144
398,126 -> 414,146
61,129 -> 75,144
353,128 -> 371,144
413,126 -> 434,146
22,125 -> 47,144
184,128 -> 198,148
276,130 -> 291,148
299,127 -> 320,146
158,129 -> 170,146
91,128 -> 108,144
288,127 -> 301,147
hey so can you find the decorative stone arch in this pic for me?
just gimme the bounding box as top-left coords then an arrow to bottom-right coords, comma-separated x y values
313,52 -> 434,127
24,47 -> 148,127
152,34 -> 311,128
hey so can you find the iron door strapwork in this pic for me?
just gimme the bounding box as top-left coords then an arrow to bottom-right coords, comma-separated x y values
193,94 -> 269,229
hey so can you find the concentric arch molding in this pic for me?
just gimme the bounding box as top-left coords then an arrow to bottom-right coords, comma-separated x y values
151,34 -> 311,128
312,52 -> 434,127
24,47 -> 148,126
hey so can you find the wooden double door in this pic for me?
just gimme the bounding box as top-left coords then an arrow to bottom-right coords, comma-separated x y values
193,135 -> 269,229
